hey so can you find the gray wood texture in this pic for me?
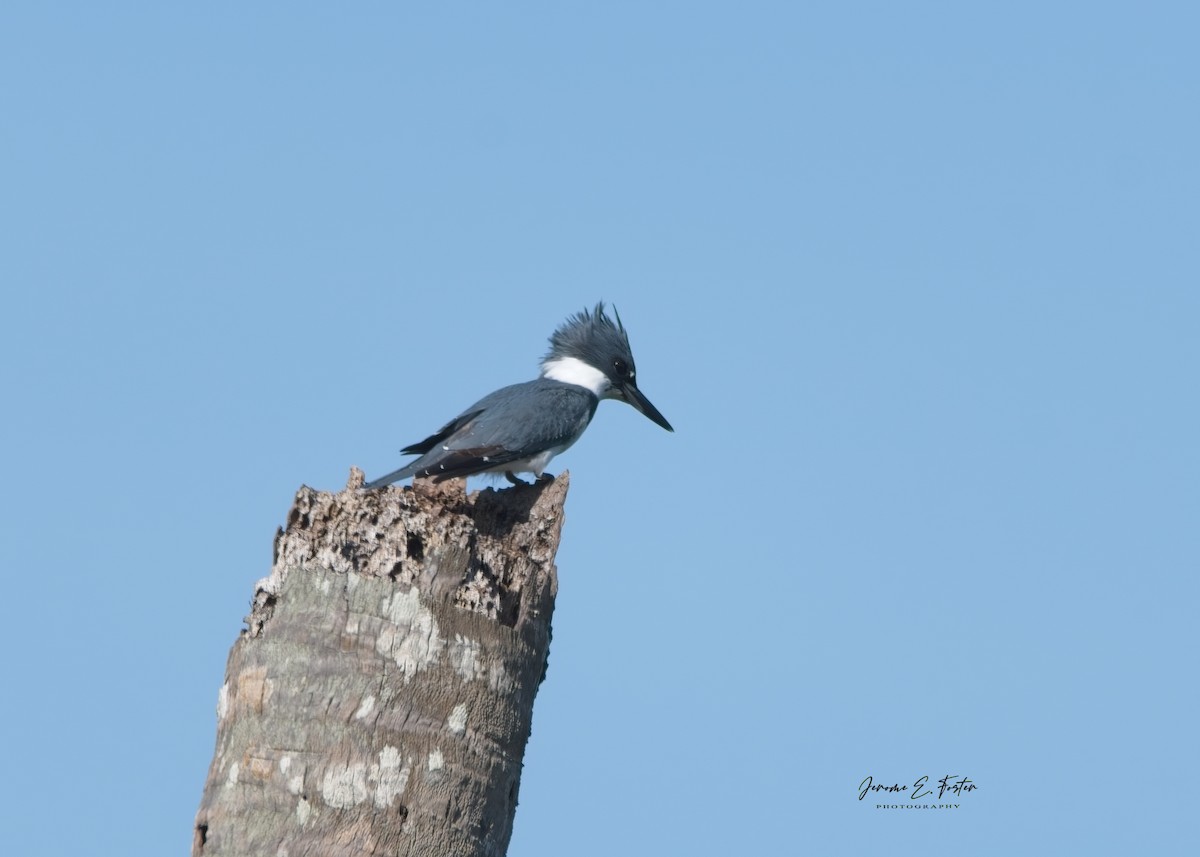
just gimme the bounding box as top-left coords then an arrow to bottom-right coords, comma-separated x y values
194,469 -> 568,857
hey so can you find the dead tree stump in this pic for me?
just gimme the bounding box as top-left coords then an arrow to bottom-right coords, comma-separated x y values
193,469 -> 568,857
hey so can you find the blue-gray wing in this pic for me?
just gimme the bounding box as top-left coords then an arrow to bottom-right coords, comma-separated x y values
405,380 -> 599,481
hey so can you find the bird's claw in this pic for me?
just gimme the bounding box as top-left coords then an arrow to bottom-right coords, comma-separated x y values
504,471 -> 555,486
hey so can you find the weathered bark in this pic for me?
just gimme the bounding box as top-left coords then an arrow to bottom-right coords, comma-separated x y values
194,469 -> 568,857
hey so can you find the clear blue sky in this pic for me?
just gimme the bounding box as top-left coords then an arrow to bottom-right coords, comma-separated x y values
3,3 -> 1196,854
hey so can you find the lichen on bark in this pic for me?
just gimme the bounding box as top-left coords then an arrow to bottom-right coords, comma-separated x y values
194,469 -> 568,857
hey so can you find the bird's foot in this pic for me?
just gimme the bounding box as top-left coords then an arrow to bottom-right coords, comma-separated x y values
504,471 -> 555,486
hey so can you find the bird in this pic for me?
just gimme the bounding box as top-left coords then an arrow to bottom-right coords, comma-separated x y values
365,303 -> 673,488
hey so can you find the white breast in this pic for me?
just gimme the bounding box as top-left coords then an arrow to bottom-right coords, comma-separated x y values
485,446 -> 567,478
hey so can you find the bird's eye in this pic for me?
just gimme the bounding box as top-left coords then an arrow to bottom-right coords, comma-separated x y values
613,358 -> 630,378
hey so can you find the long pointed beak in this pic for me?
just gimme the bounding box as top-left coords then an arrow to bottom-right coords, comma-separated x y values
621,382 -> 674,432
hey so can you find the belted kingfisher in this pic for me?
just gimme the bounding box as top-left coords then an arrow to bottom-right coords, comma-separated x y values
365,303 -> 673,488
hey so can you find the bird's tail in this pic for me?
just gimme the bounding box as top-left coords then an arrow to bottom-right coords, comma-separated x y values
363,464 -> 417,490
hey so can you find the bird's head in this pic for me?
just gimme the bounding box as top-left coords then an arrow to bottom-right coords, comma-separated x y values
540,302 -> 674,432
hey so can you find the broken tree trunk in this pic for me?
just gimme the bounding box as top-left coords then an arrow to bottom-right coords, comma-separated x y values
193,469 -> 568,857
